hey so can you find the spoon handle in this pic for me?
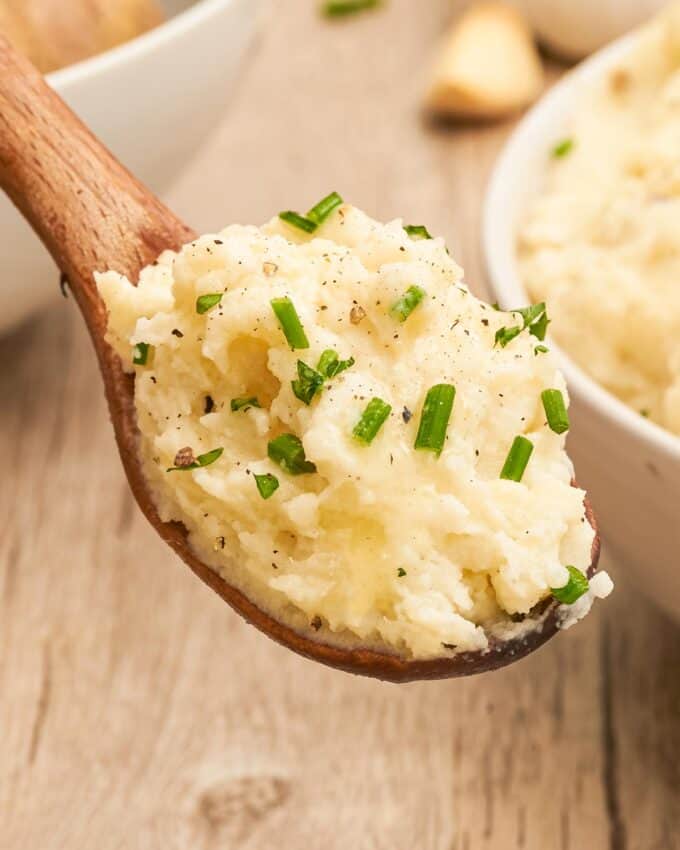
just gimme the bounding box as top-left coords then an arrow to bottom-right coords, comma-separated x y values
0,35 -> 194,314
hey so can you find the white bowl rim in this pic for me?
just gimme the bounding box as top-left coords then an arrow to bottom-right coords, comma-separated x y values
483,28 -> 680,463
47,0 -> 243,88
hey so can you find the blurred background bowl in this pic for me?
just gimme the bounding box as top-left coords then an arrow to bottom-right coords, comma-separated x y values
0,0 -> 262,333
483,31 -> 680,624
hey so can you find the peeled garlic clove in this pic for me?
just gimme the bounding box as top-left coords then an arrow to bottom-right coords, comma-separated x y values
0,0 -> 164,73
426,1 -> 544,121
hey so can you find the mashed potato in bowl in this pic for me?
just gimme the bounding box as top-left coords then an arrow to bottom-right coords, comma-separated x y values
519,4 -> 680,436
97,200 -> 606,660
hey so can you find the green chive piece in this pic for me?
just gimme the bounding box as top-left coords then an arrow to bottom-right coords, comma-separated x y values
231,396 -> 261,412
270,297 -> 310,349
352,397 -> 392,445
317,349 -> 355,378
292,360 -> 325,405
496,302 -> 549,347
167,447 -> 224,472
196,292 -> 223,314
322,0 -> 380,17
268,434 -> 317,475
132,342 -> 152,366
279,210 -> 317,234
494,326 -> 522,348
541,389 -> 570,435
552,138 -> 575,159
254,473 -> 280,500
500,436 -> 534,482
414,383 -> 456,457
397,568 -> 407,577
529,310 -> 550,341
307,192 -> 343,225
511,302 -> 545,328
404,224 -> 433,240
534,345 -> 549,355
551,566 -> 589,604
389,285 -> 426,323
640,409 -> 650,418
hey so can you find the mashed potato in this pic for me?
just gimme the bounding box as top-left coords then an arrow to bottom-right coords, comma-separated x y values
519,4 -> 680,436
97,202 -> 598,659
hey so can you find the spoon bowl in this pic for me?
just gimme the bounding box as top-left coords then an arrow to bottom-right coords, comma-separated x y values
0,37 -> 600,681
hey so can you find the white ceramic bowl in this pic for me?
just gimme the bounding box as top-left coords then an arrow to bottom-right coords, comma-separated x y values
0,0 -> 261,333
484,32 -> 680,623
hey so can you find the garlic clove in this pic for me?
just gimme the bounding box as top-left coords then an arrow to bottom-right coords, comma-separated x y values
426,1 -> 544,121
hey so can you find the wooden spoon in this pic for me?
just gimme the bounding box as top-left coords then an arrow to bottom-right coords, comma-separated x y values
0,37 -> 600,682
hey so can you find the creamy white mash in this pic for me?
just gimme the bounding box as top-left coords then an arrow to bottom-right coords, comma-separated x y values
98,202 -> 599,659
519,4 -> 680,436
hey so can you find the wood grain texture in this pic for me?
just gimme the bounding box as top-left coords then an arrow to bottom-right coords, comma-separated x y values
0,0 -> 678,846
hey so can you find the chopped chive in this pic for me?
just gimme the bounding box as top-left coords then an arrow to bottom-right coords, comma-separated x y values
389,285 -> 426,323
132,342 -> 152,365
317,349 -> 355,378
494,326 -> 522,347
307,192 -> 343,225
231,396 -> 260,412
529,310 -> 550,341
322,0 -> 380,16
404,224 -> 432,240
196,292 -> 223,314
511,302 -> 545,328
500,436 -> 533,482
292,360 -> 325,405
496,302 -> 549,347
551,566 -> 589,604
552,138 -> 575,158
640,409 -> 650,418
534,345 -> 549,355
414,383 -> 456,457
268,434 -> 317,475
397,568 -> 407,577
254,473 -> 280,500
352,397 -> 392,445
541,389 -> 570,434
279,210 -> 317,233
167,447 -> 223,472
270,297 -> 310,349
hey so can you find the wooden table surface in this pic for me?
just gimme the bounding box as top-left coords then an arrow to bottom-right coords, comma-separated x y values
1,1 -> 679,848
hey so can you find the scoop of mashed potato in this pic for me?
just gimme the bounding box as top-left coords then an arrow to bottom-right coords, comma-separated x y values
97,203 -> 597,659
519,4 -> 680,436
